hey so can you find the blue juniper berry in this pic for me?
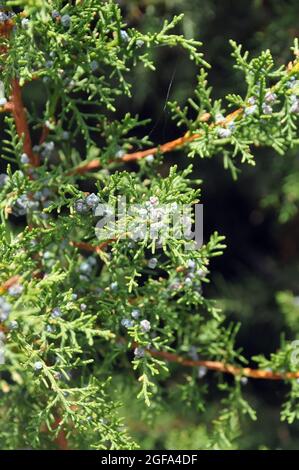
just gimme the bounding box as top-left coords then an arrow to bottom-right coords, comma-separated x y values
134,347 -> 145,359
148,258 -> 158,269
245,104 -> 257,115
20,153 -> 29,164
218,127 -> 232,138
8,284 -> 23,297
131,309 -> 140,319
8,320 -> 18,331
262,103 -> 273,115
140,319 -> 151,332
264,91 -> 277,103
110,281 -> 118,291
120,30 -> 129,42
86,193 -> 100,209
0,12 -> 8,23
33,361 -> 43,372
198,366 -> 207,378
51,10 -> 60,20
51,307 -> 62,319
90,60 -> 99,72
61,14 -> 71,29
121,318 -> 134,328
74,199 -> 89,214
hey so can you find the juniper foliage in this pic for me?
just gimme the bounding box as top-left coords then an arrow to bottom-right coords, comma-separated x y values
0,0 -> 299,450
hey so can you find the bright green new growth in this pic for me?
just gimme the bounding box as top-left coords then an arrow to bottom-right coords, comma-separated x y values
0,0 -> 299,450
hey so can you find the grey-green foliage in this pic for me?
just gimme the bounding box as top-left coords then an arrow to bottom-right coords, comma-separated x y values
0,0 -> 299,450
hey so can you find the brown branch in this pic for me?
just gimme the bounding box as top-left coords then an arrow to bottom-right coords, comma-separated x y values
72,58 -> 299,176
70,239 -> 115,253
11,79 -> 39,166
39,124 -> 50,146
0,19 -> 14,43
144,347 -> 299,381
1,18 -> 39,166
0,101 -> 14,113
72,108 -> 243,174
0,275 -> 21,294
52,416 -> 69,450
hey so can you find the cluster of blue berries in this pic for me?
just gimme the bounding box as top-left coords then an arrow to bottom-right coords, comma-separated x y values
13,194 -> 38,217
78,256 -> 97,282
74,193 -> 100,214
33,141 -> 55,162
244,90 -> 277,116
0,10 -> 15,24
51,11 -> 71,29
244,90 -> 278,118
121,309 -> 141,329
184,259 -> 205,291
13,188 -> 54,217
121,309 -> 152,338
168,260 -> 205,293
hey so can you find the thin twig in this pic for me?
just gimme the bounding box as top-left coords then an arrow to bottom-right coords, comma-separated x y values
0,275 -> 21,294
145,347 -> 299,381
11,79 -> 39,166
72,108 -> 242,174
0,19 -> 39,166
70,239 -> 115,253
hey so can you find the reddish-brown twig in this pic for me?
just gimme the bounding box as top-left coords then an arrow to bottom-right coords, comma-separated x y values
72,108 -> 242,174
0,275 -> 21,294
39,124 -> 50,146
11,78 -> 39,166
0,19 -> 39,166
70,239 -> 115,253
145,347 -> 299,381
52,416 -> 68,450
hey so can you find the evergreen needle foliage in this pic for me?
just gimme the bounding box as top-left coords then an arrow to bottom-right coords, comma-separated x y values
0,0 -> 299,450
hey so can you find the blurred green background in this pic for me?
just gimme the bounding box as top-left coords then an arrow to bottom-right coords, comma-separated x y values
116,0 -> 299,449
